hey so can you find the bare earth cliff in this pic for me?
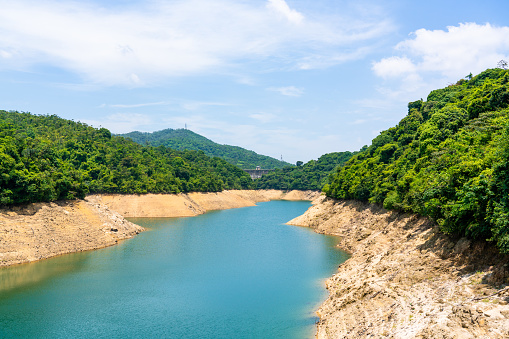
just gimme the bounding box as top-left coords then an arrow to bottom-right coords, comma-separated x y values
0,190 -> 318,267
288,196 -> 509,338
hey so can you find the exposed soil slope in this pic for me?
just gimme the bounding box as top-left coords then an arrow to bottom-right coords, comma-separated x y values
0,190 -> 319,267
91,190 -> 319,218
288,197 -> 509,338
0,199 -> 143,267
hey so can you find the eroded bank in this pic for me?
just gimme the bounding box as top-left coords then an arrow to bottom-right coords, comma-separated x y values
288,196 -> 509,338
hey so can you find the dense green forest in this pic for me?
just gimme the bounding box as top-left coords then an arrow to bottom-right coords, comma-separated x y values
325,68 -> 509,253
120,128 -> 290,169
0,111 -> 253,205
255,151 -> 357,190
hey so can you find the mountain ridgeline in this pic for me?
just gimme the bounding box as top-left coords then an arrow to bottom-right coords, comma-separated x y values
325,68 -> 509,253
0,111 -> 253,205
255,151 -> 358,191
120,129 -> 290,170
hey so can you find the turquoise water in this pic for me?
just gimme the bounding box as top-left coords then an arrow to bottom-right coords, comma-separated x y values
0,200 -> 348,338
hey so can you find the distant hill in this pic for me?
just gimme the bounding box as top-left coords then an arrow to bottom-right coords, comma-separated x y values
119,129 -> 291,169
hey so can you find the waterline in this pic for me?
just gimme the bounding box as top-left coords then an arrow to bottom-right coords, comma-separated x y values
0,201 -> 348,338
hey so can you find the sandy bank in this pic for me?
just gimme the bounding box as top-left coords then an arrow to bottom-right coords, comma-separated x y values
90,189 -> 319,218
288,197 -> 509,338
0,190 -> 319,267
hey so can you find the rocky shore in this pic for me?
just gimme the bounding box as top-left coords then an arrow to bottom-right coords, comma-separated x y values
288,196 -> 509,338
0,190 -> 318,267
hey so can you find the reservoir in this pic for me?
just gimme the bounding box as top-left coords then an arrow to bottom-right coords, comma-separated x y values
0,200 -> 348,338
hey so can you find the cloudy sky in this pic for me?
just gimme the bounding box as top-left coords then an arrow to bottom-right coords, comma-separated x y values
1,0 -> 509,163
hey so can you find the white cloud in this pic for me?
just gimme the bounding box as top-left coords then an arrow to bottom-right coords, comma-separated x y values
372,56 -> 416,78
397,23 -> 509,77
373,23 -> 509,81
266,0 -> 304,24
371,23 -> 509,104
0,0 -> 393,86
268,86 -> 304,97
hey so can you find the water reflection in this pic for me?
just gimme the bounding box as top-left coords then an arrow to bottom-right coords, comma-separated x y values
0,252 -> 89,297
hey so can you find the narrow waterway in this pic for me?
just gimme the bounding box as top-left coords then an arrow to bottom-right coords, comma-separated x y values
0,200 -> 348,338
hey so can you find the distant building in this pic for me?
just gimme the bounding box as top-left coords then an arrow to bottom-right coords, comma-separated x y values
244,166 -> 273,179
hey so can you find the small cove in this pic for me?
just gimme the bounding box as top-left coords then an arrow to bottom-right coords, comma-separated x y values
0,200 -> 349,338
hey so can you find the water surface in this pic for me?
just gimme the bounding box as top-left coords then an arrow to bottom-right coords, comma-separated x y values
0,200 -> 348,338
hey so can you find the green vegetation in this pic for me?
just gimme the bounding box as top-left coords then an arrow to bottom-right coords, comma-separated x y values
120,129 -> 290,169
255,151 -> 356,190
0,111 -> 253,205
325,68 -> 509,253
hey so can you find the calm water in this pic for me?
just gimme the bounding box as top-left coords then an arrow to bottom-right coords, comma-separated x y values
0,200 -> 348,338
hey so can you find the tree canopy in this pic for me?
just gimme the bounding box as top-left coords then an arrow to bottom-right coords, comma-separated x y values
0,111 -> 253,205
325,68 -> 509,253
255,151 -> 357,191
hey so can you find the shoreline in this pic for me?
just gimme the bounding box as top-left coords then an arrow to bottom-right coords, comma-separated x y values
6,190 -> 504,337
288,196 -> 509,338
89,189 -> 319,218
0,189 -> 319,267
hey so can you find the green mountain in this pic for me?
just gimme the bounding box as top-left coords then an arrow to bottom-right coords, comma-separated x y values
119,129 -> 290,169
255,151 -> 357,191
325,68 -> 509,253
0,111 -> 253,205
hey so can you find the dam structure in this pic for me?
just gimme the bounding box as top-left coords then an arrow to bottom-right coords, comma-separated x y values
244,166 -> 273,179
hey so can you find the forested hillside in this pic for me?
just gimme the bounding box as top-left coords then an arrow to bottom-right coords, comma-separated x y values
0,111 -> 253,205
120,128 -> 290,169
325,68 -> 509,252
255,151 -> 357,190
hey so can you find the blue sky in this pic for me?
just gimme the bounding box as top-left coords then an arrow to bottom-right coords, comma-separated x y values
1,0 -> 509,163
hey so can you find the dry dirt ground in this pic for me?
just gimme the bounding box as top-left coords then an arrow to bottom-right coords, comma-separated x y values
91,189 -> 319,218
0,199 -> 143,267
0,190 -> 319,267
288,197 -> 509,338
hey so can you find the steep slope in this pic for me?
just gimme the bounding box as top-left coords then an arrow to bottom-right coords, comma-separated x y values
120,128 -> 290,169
289,197 -> 509,338
326,68 -> 509,253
